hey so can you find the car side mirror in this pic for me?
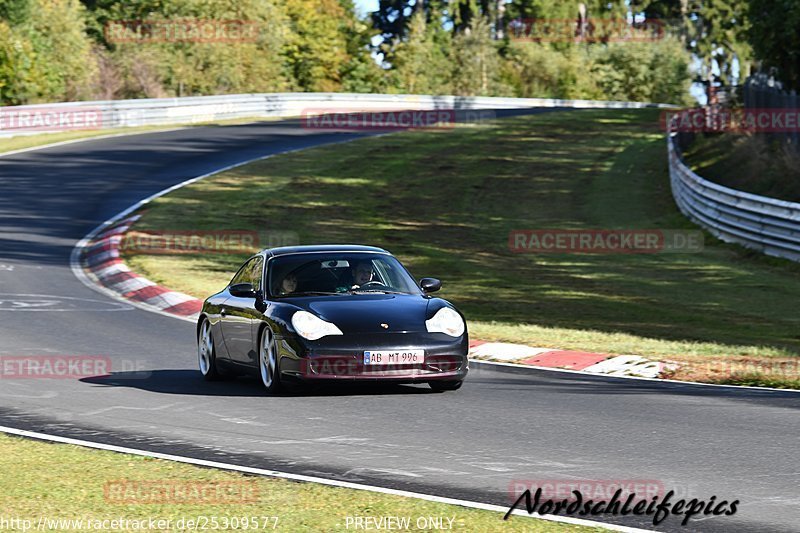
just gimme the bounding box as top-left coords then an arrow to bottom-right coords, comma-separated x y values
420,277 -> 442,293
230,282 -> 257,298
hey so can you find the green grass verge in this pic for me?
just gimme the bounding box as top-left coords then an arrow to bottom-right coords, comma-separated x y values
0,433 -> 588,532
123,109 -> 800,388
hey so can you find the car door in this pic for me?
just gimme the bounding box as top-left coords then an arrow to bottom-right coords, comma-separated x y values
219,256 -> 264,366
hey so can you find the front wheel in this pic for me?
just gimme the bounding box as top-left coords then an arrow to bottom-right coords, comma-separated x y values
259,327 -> 283,393
198,319 -> 221,381
429,380 -> 463,392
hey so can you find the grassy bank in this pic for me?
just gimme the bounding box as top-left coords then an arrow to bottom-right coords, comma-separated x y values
124,109 -> 800,388
0,433 -> 582,532
681,132 -> 800,202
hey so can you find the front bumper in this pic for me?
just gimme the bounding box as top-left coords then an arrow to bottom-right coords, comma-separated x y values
279,332 -> 468,382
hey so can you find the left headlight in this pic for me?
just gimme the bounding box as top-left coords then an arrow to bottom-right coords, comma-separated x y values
425,307 -> 465,338
291,311 -> 344,341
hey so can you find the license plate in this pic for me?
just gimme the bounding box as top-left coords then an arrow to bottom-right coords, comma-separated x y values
364,350 -> 424,365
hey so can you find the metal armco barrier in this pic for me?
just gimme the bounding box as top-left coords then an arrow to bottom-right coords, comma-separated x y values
0,92 -> 667,138
668,133 -> 800,262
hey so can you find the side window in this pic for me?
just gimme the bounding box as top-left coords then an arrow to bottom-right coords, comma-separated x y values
248,257 -> 264,291
230,262 -> 250,287
230,257 -> 261,288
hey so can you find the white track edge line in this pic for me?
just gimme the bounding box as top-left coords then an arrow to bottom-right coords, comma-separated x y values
0,425 -> 653,533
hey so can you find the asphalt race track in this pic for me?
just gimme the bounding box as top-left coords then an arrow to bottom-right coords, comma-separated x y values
1,115 -> 799,532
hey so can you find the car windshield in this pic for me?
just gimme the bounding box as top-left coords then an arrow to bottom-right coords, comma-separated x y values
268,253 -> 421,298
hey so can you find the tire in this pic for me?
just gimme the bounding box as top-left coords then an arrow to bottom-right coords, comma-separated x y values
429,380 -> 463,392
259,327 -> 283,393
198,318 -> 222,381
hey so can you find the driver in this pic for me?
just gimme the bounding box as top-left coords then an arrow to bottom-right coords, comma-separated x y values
351,261 -> 374,288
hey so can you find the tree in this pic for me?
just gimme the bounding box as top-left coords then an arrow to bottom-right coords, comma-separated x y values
631,0 -> 751,86
390,9 -> 450,94
371,0 -> 414,43
505,0 -> 628,41
283,0 -> 352,92
0,0 -> 31,25
448,0 -> 489,33
371,0 -> 448,43
339,0 -> 387,93
590,37 -> 692,104
690,0 -> 750,86
0,20 -> 45,104
450,17 -> 508,96
82,0 -> 293,98
22,0 -> 97,101
748,0 -> 800,90
502,43 -> 602,99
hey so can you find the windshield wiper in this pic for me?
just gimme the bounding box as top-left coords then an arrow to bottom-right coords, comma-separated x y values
276,291 -> 343,297
348,289 -> 408,295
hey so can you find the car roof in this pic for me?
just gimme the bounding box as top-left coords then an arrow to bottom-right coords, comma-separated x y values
262,244 -> 390,258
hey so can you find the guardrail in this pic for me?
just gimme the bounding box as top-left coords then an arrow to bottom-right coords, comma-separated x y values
668,133 -> 800,262
0,92 -> 667,138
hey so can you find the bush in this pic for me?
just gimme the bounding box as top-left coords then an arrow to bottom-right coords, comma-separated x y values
502,43 -> 602,99
590,37 -> 692,105
0,21 -> 40,104
23,0 -> 97,101
0,0 -> 97,103
102,0 -> 292,98
502,37 -> 692,104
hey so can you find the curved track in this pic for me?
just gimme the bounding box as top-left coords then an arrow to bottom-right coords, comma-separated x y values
0,116 -> 798,532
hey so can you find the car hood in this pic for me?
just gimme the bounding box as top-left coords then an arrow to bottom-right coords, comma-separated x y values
285,293 -> 435,334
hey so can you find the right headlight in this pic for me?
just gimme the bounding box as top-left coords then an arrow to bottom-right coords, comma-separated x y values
291,311 -> 343,341
425,307 -> 465,338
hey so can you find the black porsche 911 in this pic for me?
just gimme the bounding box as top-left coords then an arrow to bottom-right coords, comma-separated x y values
196,245 -> 469,393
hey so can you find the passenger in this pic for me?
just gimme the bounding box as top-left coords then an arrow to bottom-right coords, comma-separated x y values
280,273 -> 298,295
